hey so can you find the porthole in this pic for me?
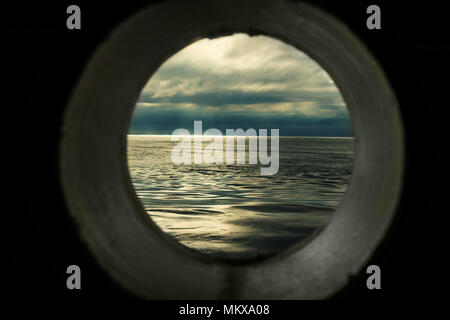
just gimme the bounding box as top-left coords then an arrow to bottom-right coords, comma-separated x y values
61,0 -> 403,299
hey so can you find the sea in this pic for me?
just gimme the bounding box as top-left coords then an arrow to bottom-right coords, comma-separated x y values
127,135 -> 354,259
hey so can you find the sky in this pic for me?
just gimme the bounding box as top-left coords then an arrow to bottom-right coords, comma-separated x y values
129,33 -> 352,137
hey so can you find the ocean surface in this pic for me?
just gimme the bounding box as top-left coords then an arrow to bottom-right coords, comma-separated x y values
127,135 -> 354,259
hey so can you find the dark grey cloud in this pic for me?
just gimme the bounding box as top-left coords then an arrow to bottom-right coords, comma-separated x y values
129,107 -> 352,137
138,89 -> 342,107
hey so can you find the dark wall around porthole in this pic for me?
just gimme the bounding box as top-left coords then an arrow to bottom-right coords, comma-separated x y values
5,0 -> 447,302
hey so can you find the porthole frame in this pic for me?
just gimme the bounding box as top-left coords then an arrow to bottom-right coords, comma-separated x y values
61,0 -> 404,299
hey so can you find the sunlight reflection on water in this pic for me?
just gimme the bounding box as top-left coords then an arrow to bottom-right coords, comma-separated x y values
127,135 -> 354,259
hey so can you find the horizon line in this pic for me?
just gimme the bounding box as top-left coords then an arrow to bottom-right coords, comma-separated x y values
127,134 -> 354,139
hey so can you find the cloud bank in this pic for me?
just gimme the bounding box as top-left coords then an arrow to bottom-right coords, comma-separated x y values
129,33 -> 352,136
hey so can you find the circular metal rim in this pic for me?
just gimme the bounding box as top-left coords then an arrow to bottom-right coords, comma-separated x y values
60,0 -> 404,299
